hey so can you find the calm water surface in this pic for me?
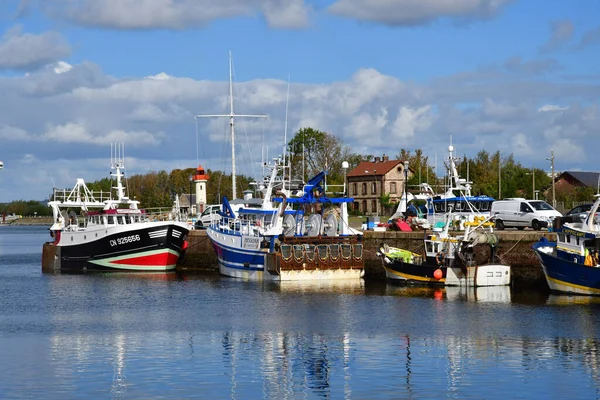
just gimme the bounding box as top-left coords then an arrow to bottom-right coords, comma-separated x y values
1,225 -> 599,399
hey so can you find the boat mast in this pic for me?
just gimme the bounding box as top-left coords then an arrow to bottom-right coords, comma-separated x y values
283,75 -> 290,193
194,51 -> 268,199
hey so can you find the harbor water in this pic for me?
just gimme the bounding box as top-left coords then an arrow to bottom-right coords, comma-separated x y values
1,226 -> 599,399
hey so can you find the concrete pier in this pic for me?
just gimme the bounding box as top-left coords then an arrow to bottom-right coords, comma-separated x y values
178,229 -> 554,287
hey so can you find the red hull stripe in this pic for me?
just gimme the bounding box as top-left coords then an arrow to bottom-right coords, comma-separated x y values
111,251 -> 179,266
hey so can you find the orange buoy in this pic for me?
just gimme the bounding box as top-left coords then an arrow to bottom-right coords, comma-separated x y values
433,268 -> 443,280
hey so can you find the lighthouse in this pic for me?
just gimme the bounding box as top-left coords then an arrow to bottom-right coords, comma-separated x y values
193,165 -> 210,214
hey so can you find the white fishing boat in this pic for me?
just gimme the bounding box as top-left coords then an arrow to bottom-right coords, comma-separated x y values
42,144 -> 190,272
377,214 -> 511,286
389,144 -> 495,230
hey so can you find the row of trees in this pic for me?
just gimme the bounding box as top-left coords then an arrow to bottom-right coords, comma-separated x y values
2,127 -> 594,215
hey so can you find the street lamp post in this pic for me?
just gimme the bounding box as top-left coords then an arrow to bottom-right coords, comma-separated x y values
404,161 -> 409,204
532,165 -> 535,200
546,150 -> 555,208
188,174 -> 193,217
527,166 -> 536,199
342,161 -> 349,196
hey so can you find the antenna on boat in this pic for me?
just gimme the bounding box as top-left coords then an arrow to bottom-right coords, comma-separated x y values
111,142 -> 126,201
194,51 -> 268,200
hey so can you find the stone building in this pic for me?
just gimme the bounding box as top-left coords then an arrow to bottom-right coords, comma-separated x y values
346,155 -> 411,216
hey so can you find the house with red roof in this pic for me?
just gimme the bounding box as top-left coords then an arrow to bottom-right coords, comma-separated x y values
346,154 -> 411,216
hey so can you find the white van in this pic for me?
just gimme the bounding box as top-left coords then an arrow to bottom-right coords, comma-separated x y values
491,198 -> 562,230
194,204 -> 222,229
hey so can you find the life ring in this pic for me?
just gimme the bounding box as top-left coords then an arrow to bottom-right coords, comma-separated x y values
436,251 -> 445,265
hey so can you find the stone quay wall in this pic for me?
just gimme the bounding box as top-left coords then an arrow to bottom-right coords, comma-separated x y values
179,230 -> 554,287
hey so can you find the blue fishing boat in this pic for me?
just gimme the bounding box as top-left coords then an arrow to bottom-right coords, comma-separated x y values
532,195 -> 600,295
207,159 -> 364,281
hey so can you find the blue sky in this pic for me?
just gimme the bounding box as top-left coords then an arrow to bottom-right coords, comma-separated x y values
0,0 -> 599,202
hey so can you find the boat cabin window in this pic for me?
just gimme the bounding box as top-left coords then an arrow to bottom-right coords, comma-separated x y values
434,201 -> 445,213
558,233 -> 565,242
455,201 -> 464,211
107,216 -> 115,225
479,201 -> 491,211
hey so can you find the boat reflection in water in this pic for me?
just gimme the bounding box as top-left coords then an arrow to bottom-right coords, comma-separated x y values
43,327 -> 600,399
264,278 -> 365,294
384,284 -> 511,303
43,269 -> 182,281
546,294 -> 600,305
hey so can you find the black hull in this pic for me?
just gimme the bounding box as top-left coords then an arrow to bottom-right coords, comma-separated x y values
42,223 -> 189,272
382,259 -> 448,285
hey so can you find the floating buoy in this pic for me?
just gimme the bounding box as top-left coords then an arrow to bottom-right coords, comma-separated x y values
434,268 -> 443,280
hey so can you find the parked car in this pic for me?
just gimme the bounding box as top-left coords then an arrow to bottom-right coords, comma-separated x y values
193,204 -> 222,229
491,198 -> 562,230
565,203 -> 599,223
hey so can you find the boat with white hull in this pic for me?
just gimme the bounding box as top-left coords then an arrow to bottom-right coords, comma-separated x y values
42,144 -> 189,272
389,144 -> 494,230
377,214 -> 510,287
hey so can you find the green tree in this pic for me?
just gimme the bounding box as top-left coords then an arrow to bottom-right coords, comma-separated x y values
287,127 -> 348,185
396,148 -> 438,189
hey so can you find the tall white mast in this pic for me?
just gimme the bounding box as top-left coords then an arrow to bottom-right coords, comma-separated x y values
194,51 -> 268,199
283,75 -> 290,192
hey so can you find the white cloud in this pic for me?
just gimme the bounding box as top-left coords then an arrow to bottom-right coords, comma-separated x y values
538,104 -> 569,112
40,0 -> 310,29
146,72 -> 172,80
54,61 -> 73,74
0,25 -> 71,71
42,122 -> 164,146
552,138 -> 587,164
0,125 -> 35,141
392,105 -> 434,139
345,108 -> 389,143
328,0 -> 512,26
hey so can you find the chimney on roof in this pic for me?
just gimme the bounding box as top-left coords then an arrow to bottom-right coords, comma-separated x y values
374,156 -> 381,163
382,154 -> 389,162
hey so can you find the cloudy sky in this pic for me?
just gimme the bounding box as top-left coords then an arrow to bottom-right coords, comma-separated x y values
0,0 -> 599,202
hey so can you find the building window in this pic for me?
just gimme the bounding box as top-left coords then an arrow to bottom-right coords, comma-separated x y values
353,183 -> 357,196
390,182 -> 397,194
362,200 -> 367,213
371,182 -> 377,195
371,199 -> 377,214
362,183 -> 367,195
